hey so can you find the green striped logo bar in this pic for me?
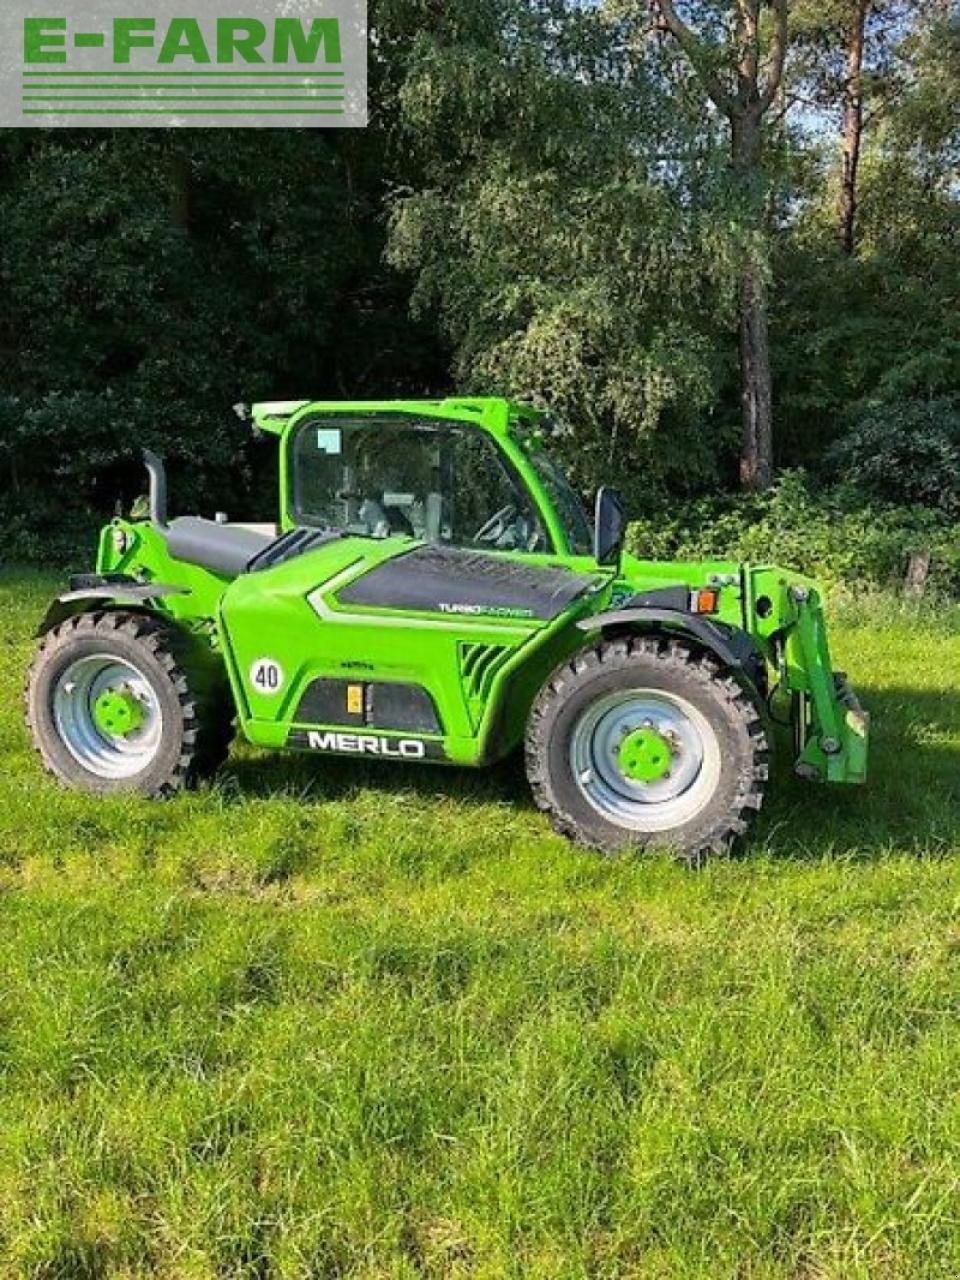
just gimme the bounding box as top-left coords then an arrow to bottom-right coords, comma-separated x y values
1,2 -> 367,128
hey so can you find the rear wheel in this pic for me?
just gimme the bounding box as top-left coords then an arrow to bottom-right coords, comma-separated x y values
525,635 -> 769,862
25,610 -> 234,796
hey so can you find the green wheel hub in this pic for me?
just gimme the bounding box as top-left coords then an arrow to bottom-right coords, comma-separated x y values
92,686 -> 144,738
616,725 -> 674,783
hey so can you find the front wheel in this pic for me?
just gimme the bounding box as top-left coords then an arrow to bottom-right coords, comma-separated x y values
525,636 -> 769,862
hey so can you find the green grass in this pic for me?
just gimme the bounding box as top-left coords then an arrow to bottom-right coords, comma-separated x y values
2,568 -> 960,1278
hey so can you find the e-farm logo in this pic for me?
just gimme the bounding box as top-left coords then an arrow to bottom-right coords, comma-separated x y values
0,0 -> 367,127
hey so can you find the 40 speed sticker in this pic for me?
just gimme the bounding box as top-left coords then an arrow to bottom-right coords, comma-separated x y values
250,658 -> 285,695
287,729 -> 447,761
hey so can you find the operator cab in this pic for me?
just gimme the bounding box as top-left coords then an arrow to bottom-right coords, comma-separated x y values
144,403 -> 599,579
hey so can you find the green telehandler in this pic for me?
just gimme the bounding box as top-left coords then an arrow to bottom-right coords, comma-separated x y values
26,398 -> 868,861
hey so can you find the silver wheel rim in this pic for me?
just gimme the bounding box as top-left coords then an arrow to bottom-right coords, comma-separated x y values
569,688 -> 722,833
53,654 -> 164,779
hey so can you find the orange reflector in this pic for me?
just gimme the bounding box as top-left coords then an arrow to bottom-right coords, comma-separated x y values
692,588 -> 719,614
347,684 -> 364,714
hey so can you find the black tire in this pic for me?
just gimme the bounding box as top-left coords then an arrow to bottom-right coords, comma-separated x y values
188,660 -> 237,776
525,635 -> 769,863
25,610 -> 234,796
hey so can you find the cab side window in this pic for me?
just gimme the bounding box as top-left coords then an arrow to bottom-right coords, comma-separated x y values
292,417 -> 549,552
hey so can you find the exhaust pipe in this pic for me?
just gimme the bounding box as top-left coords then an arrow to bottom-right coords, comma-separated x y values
142,449 -> 169,530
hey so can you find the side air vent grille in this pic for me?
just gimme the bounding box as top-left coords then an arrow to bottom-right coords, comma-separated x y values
247,526 -> 342,573
459,643 -> 512,725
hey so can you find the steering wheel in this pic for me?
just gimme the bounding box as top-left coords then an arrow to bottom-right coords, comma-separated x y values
472,504 -> 517,544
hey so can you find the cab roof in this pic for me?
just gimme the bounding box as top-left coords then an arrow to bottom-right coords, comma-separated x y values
250,397 -> 544,438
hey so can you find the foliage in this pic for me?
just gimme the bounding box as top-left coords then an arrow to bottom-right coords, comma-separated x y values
773,5 -> 960,470
626,469 -> 960,594
829,398 -> 960,516
0,128 -> 444,550
4,569 -> 960,1274
386,0 -> 743,494
773,233 -> 960,471
0,2 -> 958,561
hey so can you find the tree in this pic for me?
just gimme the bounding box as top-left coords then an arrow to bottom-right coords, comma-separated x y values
791,0 -> 913,255
771,2 -> 960,471
653,0 -> 790,489
0,124 -> 442,558
385,0 -> 743,499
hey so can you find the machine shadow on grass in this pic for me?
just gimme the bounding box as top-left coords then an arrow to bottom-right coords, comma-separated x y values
752,685 -> 960,861
221,747 -> 533,809
216,685 -> 960,863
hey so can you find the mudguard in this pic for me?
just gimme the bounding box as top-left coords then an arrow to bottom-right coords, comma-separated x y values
36,574 -> 188,636
578,607 -> 757,675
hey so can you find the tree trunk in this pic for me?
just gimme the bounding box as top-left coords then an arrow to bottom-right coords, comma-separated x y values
169,148 -> 191,232
839,0 -> 868,254
738,261 -> 774,489
732,110 -> 774,490
903,550 -> 931,599
653,0 -> 787,490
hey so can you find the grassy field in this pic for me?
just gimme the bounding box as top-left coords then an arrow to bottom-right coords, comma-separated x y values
2,569 -> 960,1278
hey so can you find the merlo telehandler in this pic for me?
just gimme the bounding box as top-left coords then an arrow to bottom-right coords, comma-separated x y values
26,398 -> 868,860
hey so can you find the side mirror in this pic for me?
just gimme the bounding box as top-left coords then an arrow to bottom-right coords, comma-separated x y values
593,486 -> 625,567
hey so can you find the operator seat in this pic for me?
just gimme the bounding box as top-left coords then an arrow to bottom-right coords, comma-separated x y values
357,496 -> 414,539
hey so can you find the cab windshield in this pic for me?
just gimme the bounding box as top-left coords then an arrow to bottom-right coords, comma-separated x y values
520,441 -> 594,556
291,415 -> 550,552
